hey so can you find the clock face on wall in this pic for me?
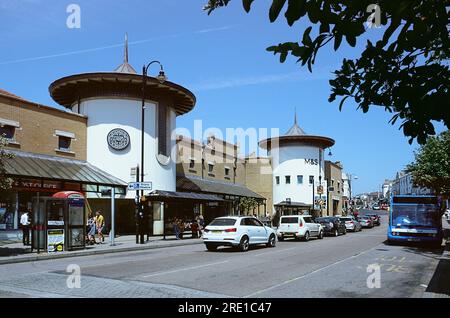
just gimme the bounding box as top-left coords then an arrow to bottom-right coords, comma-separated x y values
107,128 -> 130,151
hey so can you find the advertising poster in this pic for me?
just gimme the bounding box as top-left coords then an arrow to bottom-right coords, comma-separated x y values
47,229 -> 64,253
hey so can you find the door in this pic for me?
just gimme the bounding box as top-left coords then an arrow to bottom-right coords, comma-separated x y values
303,216 -> 319,236
251,218 -> 268,243
241,218 -> 258,243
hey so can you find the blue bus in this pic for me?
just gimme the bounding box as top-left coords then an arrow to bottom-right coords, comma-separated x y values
388,195 -> 443,244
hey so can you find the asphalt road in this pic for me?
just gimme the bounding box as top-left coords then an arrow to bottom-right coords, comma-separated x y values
0,210 -> 446,298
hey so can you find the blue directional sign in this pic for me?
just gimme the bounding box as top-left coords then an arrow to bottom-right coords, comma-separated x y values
127,182 -> 152,191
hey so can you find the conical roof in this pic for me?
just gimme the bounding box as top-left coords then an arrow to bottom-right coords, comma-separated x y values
114,33 -> 137,74
284,112 -> 306,136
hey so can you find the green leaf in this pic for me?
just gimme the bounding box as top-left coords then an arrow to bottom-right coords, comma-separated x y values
302,26 -> 313,46
242,0 -> 254,13
346,35 -> 356,47
334,33 -> 342,51
285,0 -> 306,26
269,0 -> 287,23
338,96 -> 349,111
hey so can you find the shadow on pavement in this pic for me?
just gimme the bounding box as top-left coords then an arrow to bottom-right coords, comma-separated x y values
425,244 -> 450,296
0,247 -> 31,257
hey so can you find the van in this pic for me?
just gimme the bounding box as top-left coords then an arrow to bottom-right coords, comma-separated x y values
276,215 -> 324,241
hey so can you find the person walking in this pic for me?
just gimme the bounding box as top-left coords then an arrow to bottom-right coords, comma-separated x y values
95,210 -> 105,243
87,213 -> 97,245
20,210 -> 31,246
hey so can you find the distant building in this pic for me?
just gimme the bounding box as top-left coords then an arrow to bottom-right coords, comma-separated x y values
391,171 -> 432,195
324,161 -> 343,216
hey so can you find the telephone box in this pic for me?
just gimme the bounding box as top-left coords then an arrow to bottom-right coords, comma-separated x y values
31,191 -> 86,253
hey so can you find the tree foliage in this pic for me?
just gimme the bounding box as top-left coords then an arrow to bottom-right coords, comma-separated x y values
238,197 -> 259,214
407,130 -> 450,197
0,136 -> 13,191
203,0 -> 450,144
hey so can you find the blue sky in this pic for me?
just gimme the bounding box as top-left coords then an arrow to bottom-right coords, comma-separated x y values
0,0 -> 445,194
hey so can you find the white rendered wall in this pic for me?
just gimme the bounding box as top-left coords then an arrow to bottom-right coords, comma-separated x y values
78,98 -> 176,199
269,144 -> 327,208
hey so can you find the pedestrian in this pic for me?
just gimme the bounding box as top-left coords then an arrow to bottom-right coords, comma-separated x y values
191,220 -> 199,238
20,210 -> 30,246
172,218 -> 180,240
178,218 -> 185,240
95,210 -> 105,243
87,213 -> 97,245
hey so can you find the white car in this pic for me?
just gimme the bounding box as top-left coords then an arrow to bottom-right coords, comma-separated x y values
276,215 -> 324,241
203,216 -> 277,252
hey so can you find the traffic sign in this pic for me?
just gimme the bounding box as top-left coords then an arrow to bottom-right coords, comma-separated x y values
128,182 -> 152,191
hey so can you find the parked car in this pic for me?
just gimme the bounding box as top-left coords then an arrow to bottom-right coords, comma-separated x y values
366,213 -> 381,226
339,216 -> 362,232
357,216 -> 374,228
277,215 -> 324,241
203,216 -> 276,252
372,204 -> 380,210
315,216 -> 347,237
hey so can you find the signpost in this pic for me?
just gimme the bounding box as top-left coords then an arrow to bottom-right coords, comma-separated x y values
127,182 -> 152,191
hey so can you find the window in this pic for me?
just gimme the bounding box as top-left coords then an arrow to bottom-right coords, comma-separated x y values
309,175 -> 314,184
0,125 -> 15,140
58,136 -> 72,151
189,159 -> 195,169
208,163 -> 214,173
225,167 -> 230,176
157,104 -> 169,158
285,176 -> 291,184
297,175 -> 303,184
275,176 -> 280,185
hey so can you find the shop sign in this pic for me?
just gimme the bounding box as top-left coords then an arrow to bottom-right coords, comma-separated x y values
47,229 -> 64,253
13,179 -> 61,190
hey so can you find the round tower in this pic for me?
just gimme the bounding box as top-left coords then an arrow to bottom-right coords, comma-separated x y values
49,35 -> 196,199
259,113 -> 335,217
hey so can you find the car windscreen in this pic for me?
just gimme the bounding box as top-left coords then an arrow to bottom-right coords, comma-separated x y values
391,204 -> 440,228
316,217 -> 334,223
340,218 -> 352,221
280,217 -> 299,224
209,218 -> 237,226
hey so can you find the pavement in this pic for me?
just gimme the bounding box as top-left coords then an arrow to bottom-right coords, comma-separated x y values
0,233 -> 204,265
0,210 -> 448,298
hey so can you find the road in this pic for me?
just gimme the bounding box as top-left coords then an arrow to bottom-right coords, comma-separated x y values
0,210 -> 446,298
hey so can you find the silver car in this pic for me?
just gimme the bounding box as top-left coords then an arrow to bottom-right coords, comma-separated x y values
339,216 -> 362,232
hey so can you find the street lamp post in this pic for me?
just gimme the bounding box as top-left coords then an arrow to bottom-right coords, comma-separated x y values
138,60 -> 167,244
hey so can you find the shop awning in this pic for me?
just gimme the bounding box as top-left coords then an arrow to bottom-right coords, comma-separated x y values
3,150 -> 127,188
275,201 -> 312,207
176,175 -> 265,200
147,190 -> 224,202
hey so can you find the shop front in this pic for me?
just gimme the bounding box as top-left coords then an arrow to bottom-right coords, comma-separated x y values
0,150 -> 127,233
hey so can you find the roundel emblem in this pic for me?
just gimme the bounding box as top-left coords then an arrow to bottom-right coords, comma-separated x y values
107,128 -> 130,151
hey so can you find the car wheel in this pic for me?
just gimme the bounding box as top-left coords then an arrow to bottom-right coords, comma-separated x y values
205,244 -> 217,252
267,234 -> 276,248
318,230 -> 324,239
334,229 -> 339,237
239,236 -> 249,252
303,231 -> 310,242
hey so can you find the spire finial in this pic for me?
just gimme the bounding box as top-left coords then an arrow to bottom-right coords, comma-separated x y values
124,33 -> 129,63
294,107 -> 298,125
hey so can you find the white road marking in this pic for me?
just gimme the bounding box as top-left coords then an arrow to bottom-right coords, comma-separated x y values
141,260 -> 229,278
244,244 -> 381,297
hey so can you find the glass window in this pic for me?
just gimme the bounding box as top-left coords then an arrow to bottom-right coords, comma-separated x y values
189,159 -> 195,169
303,217 -> 312,223
280,217 -> 299,224
58,136 -> 71,151
275,176 -> 280,185
0,125 -> 15,140
297,175 -> 303,184
208,164 -> 214,173
210,218 -> 237,226
309,175 -> 314,184
285,176 -> 291,184
225,167 -> 230,176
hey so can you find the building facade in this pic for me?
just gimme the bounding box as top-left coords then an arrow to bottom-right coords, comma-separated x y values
324,160 -> 343,216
